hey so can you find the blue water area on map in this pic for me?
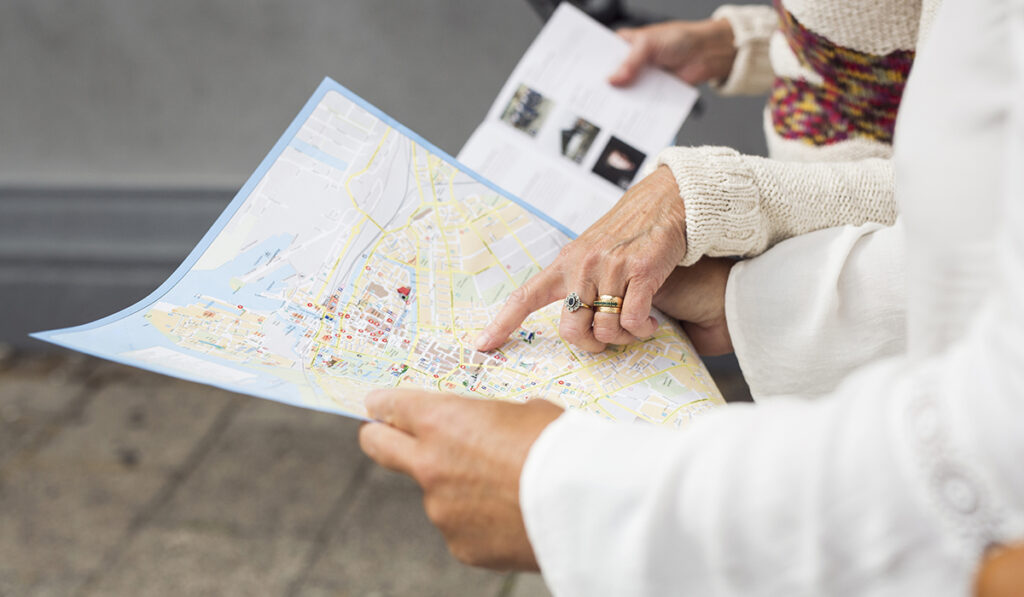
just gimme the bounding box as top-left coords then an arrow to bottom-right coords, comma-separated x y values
50,305 -> 308,407
160,234 -> 297,313
289,138 -> 349,173
41,232 -> 310,406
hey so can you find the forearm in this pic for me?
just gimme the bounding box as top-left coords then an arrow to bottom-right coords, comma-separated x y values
656,146 -> 897,266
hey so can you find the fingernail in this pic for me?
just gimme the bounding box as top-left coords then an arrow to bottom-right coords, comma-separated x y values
474,332 -> 492,351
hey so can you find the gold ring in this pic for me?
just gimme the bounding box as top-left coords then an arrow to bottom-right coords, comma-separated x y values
594,294 -> 622,314
593,295 -> 623,310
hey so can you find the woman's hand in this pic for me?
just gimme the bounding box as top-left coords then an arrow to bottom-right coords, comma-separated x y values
652,258 -> 734,356
475,166 -> 688,353
359,390 -> 563,570
609,18 -> 737,87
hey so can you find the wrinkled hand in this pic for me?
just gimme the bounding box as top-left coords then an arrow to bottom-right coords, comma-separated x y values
358,390 -> 564,570
652,258 -> 734,355
609,18 -> 737,87
475,166 -> 687,353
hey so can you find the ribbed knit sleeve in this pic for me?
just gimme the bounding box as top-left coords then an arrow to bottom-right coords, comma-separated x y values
709,4 -> 778,96
655,146 -> 897,266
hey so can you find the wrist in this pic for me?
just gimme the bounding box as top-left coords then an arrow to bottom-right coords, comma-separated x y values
684,316 -> 733,356
696,18 -> 738,83
647,164 -> 688,263
683,258 -> 734,356
702,258 -> 733,355
703,18 -> 736,49
651,164 -> 687,224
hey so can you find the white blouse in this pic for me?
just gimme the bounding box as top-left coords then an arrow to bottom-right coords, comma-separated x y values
519,0 -> 1024,595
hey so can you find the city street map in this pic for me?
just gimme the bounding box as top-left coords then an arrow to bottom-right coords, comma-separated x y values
33,79 -> 723,424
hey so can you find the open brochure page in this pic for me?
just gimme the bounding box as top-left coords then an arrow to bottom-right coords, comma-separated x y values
33,78 -> 722,424
459,3 -> 699,234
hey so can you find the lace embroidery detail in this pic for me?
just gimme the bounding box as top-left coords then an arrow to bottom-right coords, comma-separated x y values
904,377 -> 1006,552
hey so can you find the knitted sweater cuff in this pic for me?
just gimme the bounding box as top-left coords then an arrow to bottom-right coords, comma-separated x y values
656,146 -> 765,266
710,5 -> 778,96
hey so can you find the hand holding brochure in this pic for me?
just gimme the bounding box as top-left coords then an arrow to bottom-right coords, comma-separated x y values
459,4 -> 699,234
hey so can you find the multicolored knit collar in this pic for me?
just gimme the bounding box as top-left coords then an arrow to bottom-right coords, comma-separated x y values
770,0 -> 915,146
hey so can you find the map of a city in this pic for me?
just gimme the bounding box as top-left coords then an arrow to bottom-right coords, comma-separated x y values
34,79 -> 723,424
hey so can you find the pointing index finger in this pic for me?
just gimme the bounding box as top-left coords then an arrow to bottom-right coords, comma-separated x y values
475,267 -> 564,352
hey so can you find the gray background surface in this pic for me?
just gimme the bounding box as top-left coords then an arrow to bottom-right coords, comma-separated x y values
0,0 -> 767,345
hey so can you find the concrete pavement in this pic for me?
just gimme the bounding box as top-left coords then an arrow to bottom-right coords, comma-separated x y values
0,350 -> 545,596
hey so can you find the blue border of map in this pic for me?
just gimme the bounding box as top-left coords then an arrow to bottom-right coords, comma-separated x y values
30,78 -> 580,421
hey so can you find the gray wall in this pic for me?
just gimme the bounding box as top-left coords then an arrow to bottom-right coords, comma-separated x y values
0,0 -> 768,346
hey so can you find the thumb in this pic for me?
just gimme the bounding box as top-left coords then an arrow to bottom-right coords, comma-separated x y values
609,33 -> 652,87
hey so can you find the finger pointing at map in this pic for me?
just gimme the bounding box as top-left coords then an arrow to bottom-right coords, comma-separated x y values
475,165 -> 688,353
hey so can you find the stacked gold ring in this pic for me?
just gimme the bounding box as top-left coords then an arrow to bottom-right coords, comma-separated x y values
593,294 -> 623,314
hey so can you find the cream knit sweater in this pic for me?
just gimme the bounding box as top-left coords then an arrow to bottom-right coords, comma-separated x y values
662,0 -> 940,266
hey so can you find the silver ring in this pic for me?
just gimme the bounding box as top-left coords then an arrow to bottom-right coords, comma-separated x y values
563,292 -> 592,313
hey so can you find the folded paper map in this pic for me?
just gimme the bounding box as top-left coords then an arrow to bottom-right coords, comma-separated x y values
33,79 -> 722,424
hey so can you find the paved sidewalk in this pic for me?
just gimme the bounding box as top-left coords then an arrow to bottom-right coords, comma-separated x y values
0,351 -> 551,597
0,349 -> 748,596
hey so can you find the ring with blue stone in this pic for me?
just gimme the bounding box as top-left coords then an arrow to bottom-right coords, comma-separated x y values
563,292 -> 591,313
